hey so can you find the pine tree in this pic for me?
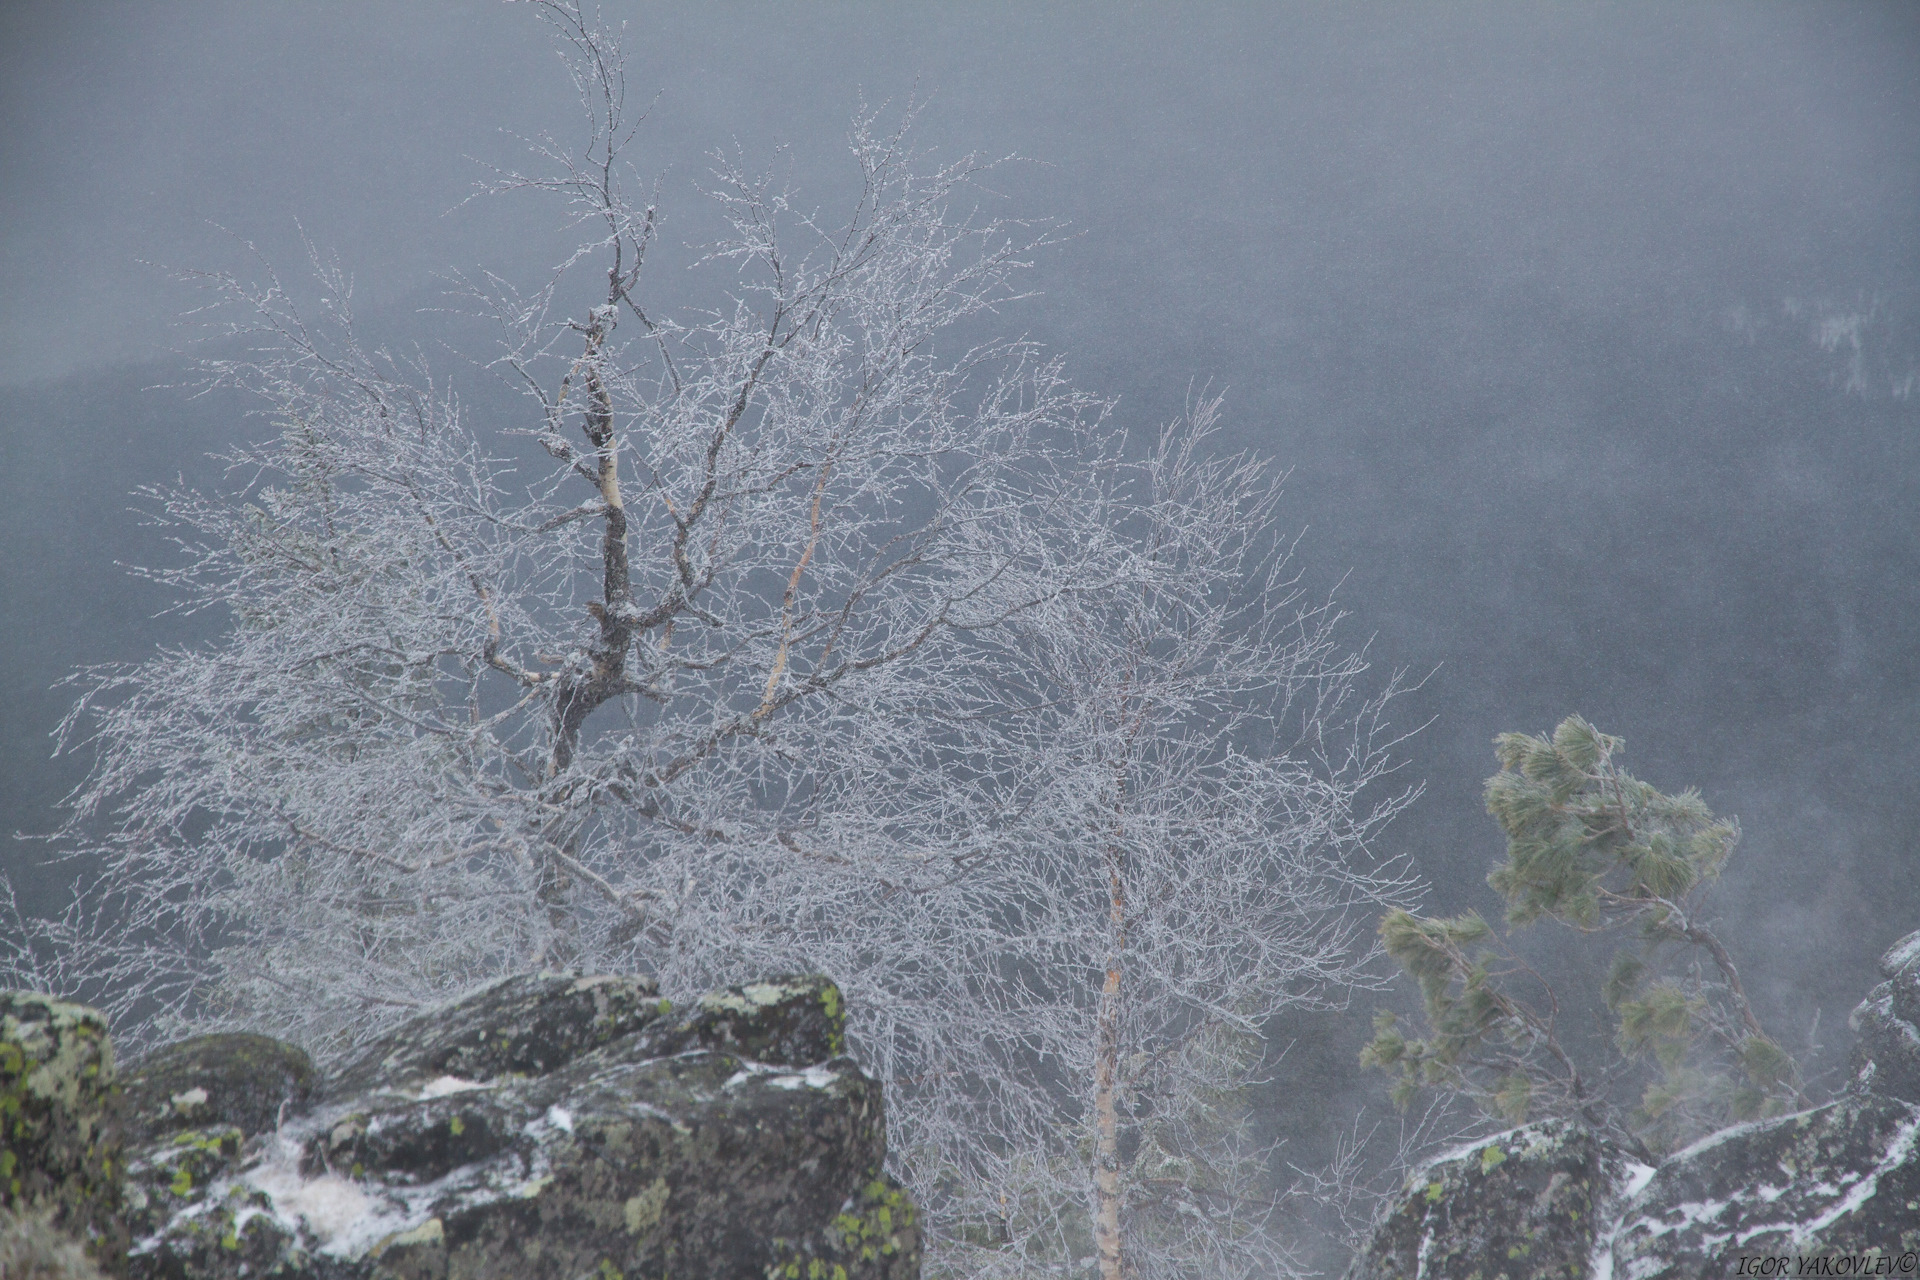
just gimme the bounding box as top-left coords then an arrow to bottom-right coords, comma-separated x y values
1362,715 -> 1803,1154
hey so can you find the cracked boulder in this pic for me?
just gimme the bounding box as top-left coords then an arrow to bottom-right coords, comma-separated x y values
317,971 -> 667,1104
101,970 -> 918,1280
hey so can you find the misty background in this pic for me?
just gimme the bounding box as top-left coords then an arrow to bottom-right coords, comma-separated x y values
3,0 -> 1917,1226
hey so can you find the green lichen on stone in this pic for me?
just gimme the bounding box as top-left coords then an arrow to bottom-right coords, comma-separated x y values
376,1217 -> 446,1252
687,975 -> 847,1066
623,1176 -> 670,1236
830,1177 -> 915,1261
130,1175 -> 316,1280
700,980 -> 800,1015
111,971 -> 905,1279
1,991 -> 127,1275
122,1122 -> 246,1249
818,985 -> 845,1056
770,1172 -> 921,1280
167,1127 -> 239,1155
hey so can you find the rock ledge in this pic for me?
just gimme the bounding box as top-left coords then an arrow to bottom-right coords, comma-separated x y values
3,972 -> 920,1280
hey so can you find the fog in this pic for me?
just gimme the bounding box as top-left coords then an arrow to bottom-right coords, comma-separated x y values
3,0 -> 1917,1250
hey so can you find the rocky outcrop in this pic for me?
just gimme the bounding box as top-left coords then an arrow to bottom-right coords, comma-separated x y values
1350,928 -> 1920,1279
4,972 -> 919,1280
1610,1094 -> 1920,1275
1,991 -> 127,1272
314,971 -> 665,1105
1343,1120 -> 1652,1280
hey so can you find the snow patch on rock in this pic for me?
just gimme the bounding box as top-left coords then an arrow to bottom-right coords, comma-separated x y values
416,1074 -> 488,1100
768,1063 -> 839,1091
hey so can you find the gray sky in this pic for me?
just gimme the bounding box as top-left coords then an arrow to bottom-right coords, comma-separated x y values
4,0 -> 1919,1198
5,3 -> 1912,385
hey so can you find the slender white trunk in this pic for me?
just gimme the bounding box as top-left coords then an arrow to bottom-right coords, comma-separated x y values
1093,843 -> 1127,1280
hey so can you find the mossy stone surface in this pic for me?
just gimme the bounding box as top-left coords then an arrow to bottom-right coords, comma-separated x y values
1,991 -> 128,1275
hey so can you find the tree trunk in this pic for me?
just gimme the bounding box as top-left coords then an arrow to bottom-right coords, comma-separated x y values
1093,846 -> 1127,1280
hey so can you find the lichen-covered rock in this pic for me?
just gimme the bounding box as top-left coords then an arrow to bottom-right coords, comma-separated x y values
1344,1120 -> 1647,1280
668,975 -> 849,1067
118,1123 -> 249,1256
1845,927 -> 1920,1104
127,1056 -> 887,1278
1,991 -> 127,1274
1610,1093 -> 1920,1276
120,1034 -> 314,1147
770,1172 -> 921,1280
116,972 -> 918,1280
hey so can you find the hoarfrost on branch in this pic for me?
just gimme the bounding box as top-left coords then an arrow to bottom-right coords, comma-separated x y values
14,6 -> 1422,1276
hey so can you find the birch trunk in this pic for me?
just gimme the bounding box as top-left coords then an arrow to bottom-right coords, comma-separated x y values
1093,839 -> 1128,1280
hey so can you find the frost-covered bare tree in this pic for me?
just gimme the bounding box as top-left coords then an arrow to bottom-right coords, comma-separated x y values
711,405 -> 1423,1279
23,0 -> 1110,1053
920,415 -> 1419,1279
9,6 -> 1421,1276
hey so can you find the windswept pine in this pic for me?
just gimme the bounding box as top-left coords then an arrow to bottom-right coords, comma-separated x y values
1363,716 -> 1803,1155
